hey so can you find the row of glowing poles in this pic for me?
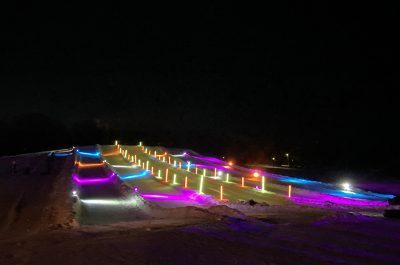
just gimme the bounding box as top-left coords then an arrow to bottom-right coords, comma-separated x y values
118,141 -> 353,198
116,141 -> 294,200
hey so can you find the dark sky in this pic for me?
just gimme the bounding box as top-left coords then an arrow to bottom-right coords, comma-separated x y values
0,2 -> 397,169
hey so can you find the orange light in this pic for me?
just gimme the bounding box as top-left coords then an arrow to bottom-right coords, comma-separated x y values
165,169 -> 169,182
184,176 -> 188,188
77,161 -> 104,168
288,185 -> 292,198
151,166 -> 154,175
220,185 -> 224,200
253,172 -> 260,178
241,177 -> 245,187
102,150 -> 120,156
228,161 -> 233,166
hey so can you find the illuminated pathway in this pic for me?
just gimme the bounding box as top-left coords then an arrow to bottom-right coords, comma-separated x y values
101,143 -> 394,208
72,146 -> 146,224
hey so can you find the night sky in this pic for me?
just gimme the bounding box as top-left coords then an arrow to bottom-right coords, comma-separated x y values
0,3 -> 397,173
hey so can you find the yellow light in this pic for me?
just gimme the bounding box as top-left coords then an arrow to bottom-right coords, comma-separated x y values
165,169 -> 169,182
228,161 -> 233,166
241,177 -> 244,187
288,185 -> 292,198
184,176 -> 188,188
220,185 -> 224,200
151,166 -> 154,175
253,172 -> 260,177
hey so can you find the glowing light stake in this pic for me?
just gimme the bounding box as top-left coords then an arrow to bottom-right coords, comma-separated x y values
131,156 -> 134,162
174,160 -> 177,167
203,169 -> 206,177
199,175 -> 204,194
138,159 -> 141,167
261,176 -> 266,192
241,177 -> 245,187
142,163 -> 145,169
124,150 -> 127,158
128,154 -> 130,160
195,167 -> 198,174
179,162 -> 182,169
139,141 -> 142,146
163,157 -> 166,162
184,176 -> 188,188
173,174 -> 177,184
145,148 -> 148,153
158,169 -> 161,179
134,155 -> 137,163
114,140 -> 118,145
168,156 -> 171,164
220,185 -> 224,200
165,169 -> 169,182
151,166 -> 154,175
288,185 -> 292,198
146,161 -> 149,171
154,151 -> 157,157
214,168 -> 217,176
226,173 -> 230,183
187,161 -> 191,171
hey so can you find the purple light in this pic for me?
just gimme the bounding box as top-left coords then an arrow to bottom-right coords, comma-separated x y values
72,173 -> 115,184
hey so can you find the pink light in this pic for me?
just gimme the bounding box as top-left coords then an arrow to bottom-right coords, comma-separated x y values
73,173 -> 115,184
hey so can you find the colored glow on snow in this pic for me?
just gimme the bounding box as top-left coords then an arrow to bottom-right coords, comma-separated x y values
110,164 -> 137,168
80,198 -> 138,206
77,161 -> 104,168
73,173 -> 115,184
77,150 -> 100,157
120,170 -> 149,180
171,152 -> 187,157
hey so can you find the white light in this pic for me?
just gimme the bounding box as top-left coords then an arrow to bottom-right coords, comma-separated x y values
342,182 -> 351,191
218,171 -> 223,176
72,190 -> 78,196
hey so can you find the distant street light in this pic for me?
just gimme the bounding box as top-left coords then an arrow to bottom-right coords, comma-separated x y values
285,153 -> 290,167
272,157 -> 275,167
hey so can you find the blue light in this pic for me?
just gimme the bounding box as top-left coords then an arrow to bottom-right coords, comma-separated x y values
77,150 -> 100,157
120,170 -> 150,180
54,152 -> 73,157
278,176 -> 322,185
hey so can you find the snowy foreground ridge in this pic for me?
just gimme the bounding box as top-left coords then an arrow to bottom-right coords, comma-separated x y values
0,146 -> 399,265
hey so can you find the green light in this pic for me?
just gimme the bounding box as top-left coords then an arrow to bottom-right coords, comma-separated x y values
225,173 -> 230,183
173,174 -> 177,184
261,176 -> 265,192
199,175 -> 204,194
